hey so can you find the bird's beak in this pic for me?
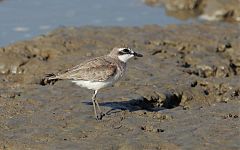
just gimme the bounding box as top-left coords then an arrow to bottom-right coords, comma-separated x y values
133,52 -> 143,57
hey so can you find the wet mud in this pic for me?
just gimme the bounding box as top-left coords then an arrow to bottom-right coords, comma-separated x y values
0,23 -> 239,149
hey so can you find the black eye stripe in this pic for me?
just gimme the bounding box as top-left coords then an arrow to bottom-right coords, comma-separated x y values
118,48 -> 132,55
123,48 -> 133,54
123,48 -> 130,53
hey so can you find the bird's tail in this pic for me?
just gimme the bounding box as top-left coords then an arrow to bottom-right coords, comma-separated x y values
40,73 -> 60,85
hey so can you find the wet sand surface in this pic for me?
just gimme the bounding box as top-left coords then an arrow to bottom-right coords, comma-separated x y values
0,23 -> 239,149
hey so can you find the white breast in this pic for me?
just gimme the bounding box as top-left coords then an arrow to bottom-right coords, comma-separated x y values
72,80 -> 112,90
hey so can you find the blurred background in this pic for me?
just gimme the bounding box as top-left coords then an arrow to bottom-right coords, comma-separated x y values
0,0 -> 239,47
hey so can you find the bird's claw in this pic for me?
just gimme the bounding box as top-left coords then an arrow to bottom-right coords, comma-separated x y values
96,112 -> 105,120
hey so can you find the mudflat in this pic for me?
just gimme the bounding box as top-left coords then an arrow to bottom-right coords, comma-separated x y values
0,23 -> 239,150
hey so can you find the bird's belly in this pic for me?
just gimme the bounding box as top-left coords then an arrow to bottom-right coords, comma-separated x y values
72,80 -> 112,90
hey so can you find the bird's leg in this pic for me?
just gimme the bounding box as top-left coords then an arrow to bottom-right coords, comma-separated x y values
92,90 -> 105,120
95,99 -> 105,119
91,90 -> 98,120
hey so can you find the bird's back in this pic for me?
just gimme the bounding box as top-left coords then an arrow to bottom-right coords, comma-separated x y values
53,55 -> 125,82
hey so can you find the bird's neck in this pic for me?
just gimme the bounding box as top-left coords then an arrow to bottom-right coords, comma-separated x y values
118,55 -> 133,63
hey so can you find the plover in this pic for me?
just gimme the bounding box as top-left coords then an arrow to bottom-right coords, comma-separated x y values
44,47 -> 143,120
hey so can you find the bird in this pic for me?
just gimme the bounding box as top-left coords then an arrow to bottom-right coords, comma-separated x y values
43,47 -> 143,120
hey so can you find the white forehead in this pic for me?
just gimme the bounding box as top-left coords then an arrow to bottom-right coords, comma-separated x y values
118,48 -> 132,51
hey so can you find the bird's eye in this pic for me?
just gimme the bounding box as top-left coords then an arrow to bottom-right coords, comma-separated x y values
122,48 -> 130,53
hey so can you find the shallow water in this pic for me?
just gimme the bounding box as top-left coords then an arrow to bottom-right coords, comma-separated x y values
0,0 -> 188,47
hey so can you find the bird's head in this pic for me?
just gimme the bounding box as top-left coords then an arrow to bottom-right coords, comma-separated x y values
109,47 -> 143,62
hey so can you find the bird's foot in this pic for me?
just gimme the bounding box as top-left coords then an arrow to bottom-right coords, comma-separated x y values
96,112 -> 105,120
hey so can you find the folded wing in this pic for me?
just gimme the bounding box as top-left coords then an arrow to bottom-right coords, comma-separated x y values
55,57 -> 117,82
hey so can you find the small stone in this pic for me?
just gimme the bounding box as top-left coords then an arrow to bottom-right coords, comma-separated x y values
156,129 -> 164,133
183,105 -> 190,110
216,44 -> 226,52
140,126 -> 146,130
191,81 -> 198,87
233,115 -> 238,118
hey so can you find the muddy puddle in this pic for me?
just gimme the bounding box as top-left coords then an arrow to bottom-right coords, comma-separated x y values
0,23 -> 239,149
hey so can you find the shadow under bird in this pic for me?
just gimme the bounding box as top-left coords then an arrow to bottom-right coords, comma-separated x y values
43,47 -> 143,120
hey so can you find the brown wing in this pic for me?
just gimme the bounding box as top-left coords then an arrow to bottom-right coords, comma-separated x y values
55,57 -> 117,81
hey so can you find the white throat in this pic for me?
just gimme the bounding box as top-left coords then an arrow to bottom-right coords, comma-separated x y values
118,54 -> 134,63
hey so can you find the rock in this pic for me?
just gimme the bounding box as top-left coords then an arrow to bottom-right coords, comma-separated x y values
196,65 -> 214,78
144,0 -> 240,22
0,53 -> 27,74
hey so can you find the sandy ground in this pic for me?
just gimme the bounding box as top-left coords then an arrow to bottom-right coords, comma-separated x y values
0,23 -> 239,150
